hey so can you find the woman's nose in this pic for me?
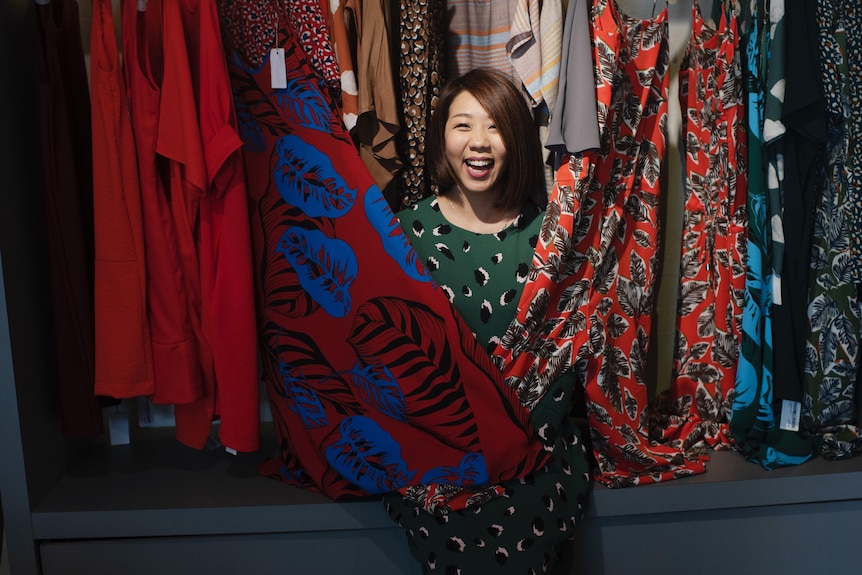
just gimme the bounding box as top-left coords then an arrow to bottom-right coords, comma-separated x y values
469,129 -> 490,147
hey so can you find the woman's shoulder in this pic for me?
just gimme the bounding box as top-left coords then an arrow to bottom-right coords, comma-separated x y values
398,195 -> 444,239
512,199 -> 544,232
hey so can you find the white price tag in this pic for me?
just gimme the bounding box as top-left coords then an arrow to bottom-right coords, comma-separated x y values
270,48 -> 287,89
779,399 -> 801,432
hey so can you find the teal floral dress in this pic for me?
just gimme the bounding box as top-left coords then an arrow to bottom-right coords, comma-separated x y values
384,196 -> 592,574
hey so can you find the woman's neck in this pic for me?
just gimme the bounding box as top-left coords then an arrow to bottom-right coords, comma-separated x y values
438,189 -> 519,234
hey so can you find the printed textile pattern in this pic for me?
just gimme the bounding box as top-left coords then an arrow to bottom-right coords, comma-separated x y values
493,0 -> 708,488
285,0 -> 342,103
763,0 -> 786,304
396,0 -> 446,207
729,1 -> 813,469
655,4 -> 746,453
328,0 -> 359,131
398,198 -> 543,355
803,1 -> 862,460
217,1 -> 551,511
839,1 -> 862,283
385,374 -> 590,575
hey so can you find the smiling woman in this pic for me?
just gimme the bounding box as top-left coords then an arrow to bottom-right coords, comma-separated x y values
388,68 -> 591,575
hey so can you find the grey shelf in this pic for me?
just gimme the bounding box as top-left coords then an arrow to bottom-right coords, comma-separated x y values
590,449 -> 862,518
30,429 -> 394,540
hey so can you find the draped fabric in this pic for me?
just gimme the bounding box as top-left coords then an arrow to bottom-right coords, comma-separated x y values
219,0 -> 550,509
655,4 -> 745,452
494,0 -> 707,488
545,0 -> 601,160
802,0 -> 862,460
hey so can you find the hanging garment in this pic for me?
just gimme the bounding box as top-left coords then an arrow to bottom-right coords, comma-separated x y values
349,0 -> 403,210
728,0 -> 814,468
154,0 -> 211,417
507,0 -> 555,190
168,0 -> 261,453
657,3 -> 745,452
122,0 -> 203,407
90,0 -> 156,399
772,0 -> 827,409
508,0 -> 543,108
764,0 -> 786,305
538,0 -> 563,117
537,0 -> 564,187
395,0 -> 447,206
218,0 -> 549,508
328,0 -> 359,131
35,0 -> 101,436
494,0 -> 708,488
285,0 -> 341,104
447,0 -> 517,81
802,0 -> 862,460
545,0 -> 600,166
838,3 -> 862,284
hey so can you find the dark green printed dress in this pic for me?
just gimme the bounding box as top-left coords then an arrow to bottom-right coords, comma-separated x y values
385,196 -> 592,574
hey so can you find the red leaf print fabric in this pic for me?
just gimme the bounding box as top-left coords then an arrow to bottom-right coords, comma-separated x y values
657,5 -> 747,451
493,0 -> 708,488
218,1 -> 549,509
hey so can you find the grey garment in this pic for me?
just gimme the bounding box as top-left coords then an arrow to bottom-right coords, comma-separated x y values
545,0 -> 600,163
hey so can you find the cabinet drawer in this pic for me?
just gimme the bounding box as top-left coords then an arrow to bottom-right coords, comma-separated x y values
40,528 -> 420,575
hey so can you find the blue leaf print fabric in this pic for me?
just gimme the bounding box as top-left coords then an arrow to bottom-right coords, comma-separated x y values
281,362 -> 328,429
220,1 -> 548,509
275,79 -> 332,132
276,227 -> 357,318
364,189 -> 433,284
274,134 -> 356,218
420,452 -> 489,486
325,415 -> 417,493
350,362 -> 407,422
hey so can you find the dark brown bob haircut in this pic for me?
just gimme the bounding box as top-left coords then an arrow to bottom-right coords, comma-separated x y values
426,68 -> 545,213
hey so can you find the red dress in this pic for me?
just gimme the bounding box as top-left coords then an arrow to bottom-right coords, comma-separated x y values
495,0 -> 708,487
91,0 -> 155,399
122,0 -> 202,407
174,0 -> 260,453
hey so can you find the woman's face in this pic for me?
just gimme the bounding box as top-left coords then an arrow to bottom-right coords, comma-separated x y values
444,90 -> 508,200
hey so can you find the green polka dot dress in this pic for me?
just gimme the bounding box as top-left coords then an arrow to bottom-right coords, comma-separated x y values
386,196 -> 592,574
398,196 -> 541,354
